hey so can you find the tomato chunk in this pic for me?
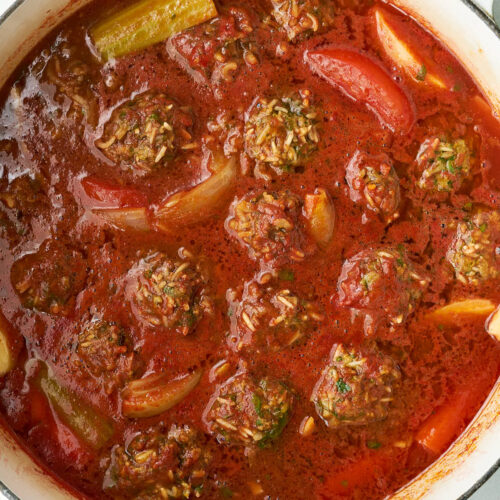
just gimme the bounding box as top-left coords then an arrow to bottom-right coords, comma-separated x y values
81,177 -> 147,208
415,367 -> 494,456
305,48 -> 415,133
317,452 -> 391,498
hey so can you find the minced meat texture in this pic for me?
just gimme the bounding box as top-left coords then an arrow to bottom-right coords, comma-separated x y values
345,150 -> 400,224
168,6 -> 258,85
416,137 -> 471,193
244,94 -> 320,178
96,91 -> 195,173
227,273 -> 323,352
0,1 -> 499,499
75,319 -> 134,394
104,424 -> 210,499
447,210 -> 500,285
127,252 -> 212,334
205,373 -> 293,447
337,247 -> 429,334
226,190 -> 309,266
270,0 -> 335,41
11,240 -> 87,316
312,343 -> 401,427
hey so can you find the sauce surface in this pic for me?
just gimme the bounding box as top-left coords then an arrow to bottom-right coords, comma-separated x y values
0,0 -> 499,499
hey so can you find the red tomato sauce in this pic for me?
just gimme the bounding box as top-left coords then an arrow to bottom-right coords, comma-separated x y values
0,0 -> 499,499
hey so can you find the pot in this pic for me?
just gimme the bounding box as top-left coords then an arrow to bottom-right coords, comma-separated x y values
0,1 -> 499,499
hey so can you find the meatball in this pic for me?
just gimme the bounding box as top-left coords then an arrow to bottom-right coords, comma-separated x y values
226,190 -> 307,266
270,0 -> 335,41
104,424 -> 210,499
45,38 -> 98,125
312,343 -> 401,428
96,91 -> 195,173
128,252 -> 212,334
0,174 -> 49,241
0,174 -> 48,217
416,137 -> 471,193
76,319 -> 134,394
447,210 -> 500,285
168,7 -> 258,85
345,151 -> 400,224
205,373 -> 293,447
337,248 -> 428,332
227,274 -> 323,352
244,95 -> 319,177
11,240 -> 86,315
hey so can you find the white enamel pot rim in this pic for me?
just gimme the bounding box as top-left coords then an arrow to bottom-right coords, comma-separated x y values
0,1 -> 499,499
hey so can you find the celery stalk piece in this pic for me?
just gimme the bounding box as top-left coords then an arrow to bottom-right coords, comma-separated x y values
91,0 -> 218,60
36,365 -> 114,450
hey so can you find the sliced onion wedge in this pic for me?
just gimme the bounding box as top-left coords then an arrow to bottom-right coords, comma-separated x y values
94,207 -> 151,232
0,324 -> 13,376
427,298 -> 495,323
486,305 -> 500,342
374,8 -> 447,89
122,369 -> 202,418
154,153 -> 237,232
304,188 -> 335,248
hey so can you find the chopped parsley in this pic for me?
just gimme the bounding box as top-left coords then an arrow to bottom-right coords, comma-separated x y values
336,378 -> 351,394
252,393 -> 262,416
278,269 -> 295,281
416,64 -> 427,81
367,440 -> 381,449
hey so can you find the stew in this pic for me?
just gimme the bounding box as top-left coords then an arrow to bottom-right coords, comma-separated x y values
0,0 -> 499,499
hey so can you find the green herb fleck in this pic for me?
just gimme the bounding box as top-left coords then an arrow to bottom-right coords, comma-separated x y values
179,311 -> 196,327
416,64 -> 427,81
479,223 -> 487,232
367,440 -> 381,449
336,378 -> 351,394
163,285 -> 177,296
252,393 -> 262,416
258,412 -> 289,447
220,486 -> 233,498
278,269 -> 295,281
